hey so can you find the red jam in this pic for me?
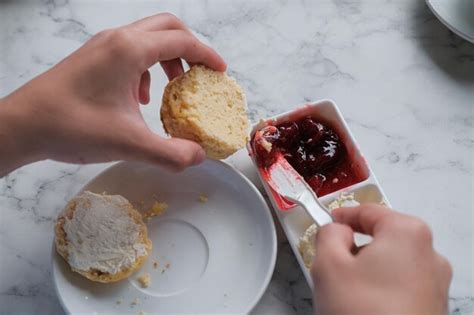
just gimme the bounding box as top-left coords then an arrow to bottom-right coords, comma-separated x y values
253,116 -> 366,197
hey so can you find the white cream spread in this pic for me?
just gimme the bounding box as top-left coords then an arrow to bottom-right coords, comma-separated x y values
327,192 -> 360,210
299,224 -> 319,268
299,192 -> 360,267
63,191 -> 148,274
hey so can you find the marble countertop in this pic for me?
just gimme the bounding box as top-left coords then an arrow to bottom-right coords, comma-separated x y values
1,0 -> 473,314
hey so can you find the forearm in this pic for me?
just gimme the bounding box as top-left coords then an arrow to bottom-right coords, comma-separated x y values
0,91 -> 44,177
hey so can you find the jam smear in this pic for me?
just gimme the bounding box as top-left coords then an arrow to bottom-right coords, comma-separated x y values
253,116 -> 365,197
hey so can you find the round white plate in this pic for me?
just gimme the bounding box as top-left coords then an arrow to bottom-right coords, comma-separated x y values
426,0 -> 474,43
52,160 -> 277,314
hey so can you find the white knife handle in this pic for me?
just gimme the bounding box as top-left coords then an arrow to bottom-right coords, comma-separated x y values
296,188 -> 333,227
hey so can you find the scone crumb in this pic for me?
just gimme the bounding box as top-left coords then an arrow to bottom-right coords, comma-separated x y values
161,269 -> 166,274
165,263 -> 171,269
143,201 -> 168,218
259,137 -> 273,153
139,311 -> 146,315
137,273 -> 151,288
199,195 -> 208,203
132,298 -> 140,305
116,299 -> 123,305
153,261 -> 159,269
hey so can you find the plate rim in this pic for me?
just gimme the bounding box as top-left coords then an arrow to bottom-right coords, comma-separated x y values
51,160 -> 277,314
426,0 -> 474,43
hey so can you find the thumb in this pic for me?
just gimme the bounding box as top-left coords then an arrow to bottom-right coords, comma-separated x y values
138,133 -> 206,171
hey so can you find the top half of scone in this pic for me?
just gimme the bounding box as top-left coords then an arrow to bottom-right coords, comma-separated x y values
161,65 -> 249,160
54,191 -> 151,283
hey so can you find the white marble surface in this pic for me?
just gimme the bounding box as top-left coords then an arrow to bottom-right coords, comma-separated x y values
0,0 -> 473,314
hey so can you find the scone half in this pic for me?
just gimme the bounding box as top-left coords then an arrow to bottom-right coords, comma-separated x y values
161,65 -> 249,160
55,191 -> 151,283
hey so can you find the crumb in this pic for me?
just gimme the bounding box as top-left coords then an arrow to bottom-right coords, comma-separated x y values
199,195 -> 208,203
161,269 -> 166,274
143,201 -> 168,218
116,299 -> 123,305
165,263 -> 170,269
259,137 -> 273,153
137,273 -> 151,288
153,261 -> 159,269
132,298 -> 140,306
139,312 -> 146,315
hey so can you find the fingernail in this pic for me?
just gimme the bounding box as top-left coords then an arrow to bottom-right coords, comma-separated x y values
193,148 -> 206,165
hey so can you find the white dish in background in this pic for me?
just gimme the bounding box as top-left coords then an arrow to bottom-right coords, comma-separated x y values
247,99 -> 391,288
52,160 -> 276,314
426,0 -> 474,43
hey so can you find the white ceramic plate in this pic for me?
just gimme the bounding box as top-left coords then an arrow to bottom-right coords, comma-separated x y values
52,160 -> 277,314
426,0 -> 474,43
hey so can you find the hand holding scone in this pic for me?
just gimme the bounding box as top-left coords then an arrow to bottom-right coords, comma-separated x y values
0,13 -> 226,176
312,204 -> 452,315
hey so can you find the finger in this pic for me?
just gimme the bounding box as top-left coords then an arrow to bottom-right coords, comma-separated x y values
139,30 -> 227,71
436,254 -> 453,287
314,223 -> 355,261
332,204 -> 395,236
126,12 -> 189,32
139,133 -> 206,171
138,70 -> 151,105
160,58 -> 184,80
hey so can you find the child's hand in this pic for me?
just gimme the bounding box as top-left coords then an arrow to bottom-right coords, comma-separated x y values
0,13 -> 226,175
312,204 -> 452,315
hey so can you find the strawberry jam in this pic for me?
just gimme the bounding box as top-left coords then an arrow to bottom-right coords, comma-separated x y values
253,116 -> 366,197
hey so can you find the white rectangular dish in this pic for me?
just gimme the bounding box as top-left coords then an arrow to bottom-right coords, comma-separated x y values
246,99 -> 391,288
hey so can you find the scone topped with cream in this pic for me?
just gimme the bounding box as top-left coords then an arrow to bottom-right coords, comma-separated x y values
54,191 -> 151,283
161,65 -> 249,159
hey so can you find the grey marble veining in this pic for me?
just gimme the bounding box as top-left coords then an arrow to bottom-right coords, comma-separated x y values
1,0 -> 473,314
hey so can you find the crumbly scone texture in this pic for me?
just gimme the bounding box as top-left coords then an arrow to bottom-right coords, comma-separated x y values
54,193 -> 152,283
161,65 -> 249,159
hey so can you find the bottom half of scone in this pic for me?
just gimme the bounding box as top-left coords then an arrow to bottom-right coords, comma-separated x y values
54,193 -> 152,283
